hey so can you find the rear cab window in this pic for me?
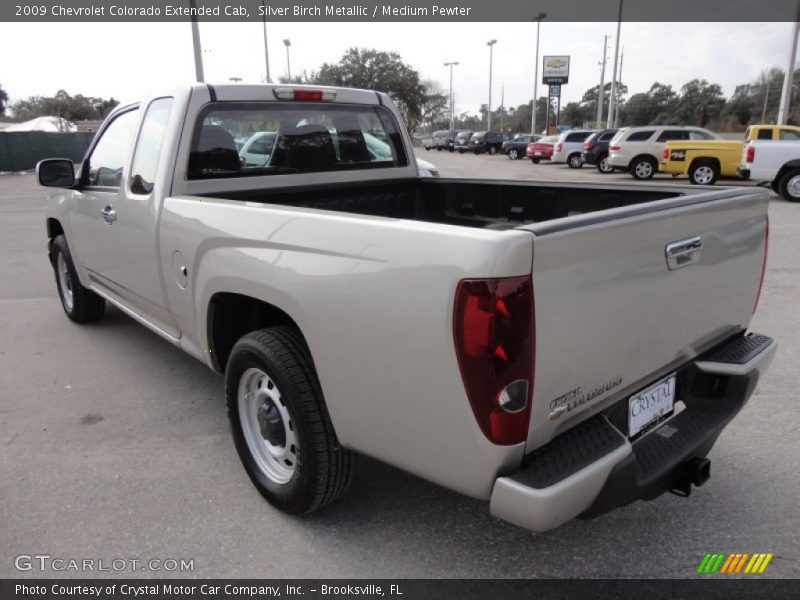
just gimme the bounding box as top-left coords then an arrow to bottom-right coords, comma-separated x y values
188,102 -> 407,180
757,128 -> 772,140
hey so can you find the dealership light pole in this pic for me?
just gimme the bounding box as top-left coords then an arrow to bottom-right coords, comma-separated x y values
444,61 -> 459,131
596,35 -> 608,128
614,47 -> 624,128
778,17 -> 800,124
607,0 -> 623,128
283,39 -> 292,81
261,0 -> 272,83
189,0 -> 204,82
531,13 -> 546,135
487,39 -> 497,130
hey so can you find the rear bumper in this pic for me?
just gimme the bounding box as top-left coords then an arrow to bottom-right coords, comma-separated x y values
489,332 -> 776,532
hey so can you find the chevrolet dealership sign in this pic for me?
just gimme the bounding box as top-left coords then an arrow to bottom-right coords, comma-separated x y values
542,56 -> 570,84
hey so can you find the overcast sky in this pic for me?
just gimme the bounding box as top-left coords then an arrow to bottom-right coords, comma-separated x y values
0,21 -> 795,116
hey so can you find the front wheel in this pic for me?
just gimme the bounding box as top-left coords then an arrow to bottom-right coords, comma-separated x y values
778,167 -> 800,202
531,158 -> 540,164
51,235 -> 105,323
226,327 -> 356,514
567,153 -> 583,169
508,148 -> 519,160
488,146 -> 497,155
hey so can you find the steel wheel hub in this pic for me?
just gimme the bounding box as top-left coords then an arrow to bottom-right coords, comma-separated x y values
238,367 -> 297,484
788,175 -> 800,198
695,166 -> 714,184
57,252 -> 74,311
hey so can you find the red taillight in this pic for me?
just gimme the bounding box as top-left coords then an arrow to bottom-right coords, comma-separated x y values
753,215 -> 769,314
272,87 -> 336,101
555,143 -> 563,152
454,276 -> 534,445
584,140 -> 595,150
663,148 -> 670,159
610,144 -> 621,151
746,145 -> 756,163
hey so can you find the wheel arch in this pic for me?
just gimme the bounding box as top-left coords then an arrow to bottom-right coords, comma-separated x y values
689,156 -> 721,172
773,159 -> 800,189
206,292 -> 308,373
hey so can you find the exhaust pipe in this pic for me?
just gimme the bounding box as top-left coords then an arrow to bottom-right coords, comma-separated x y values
668,457 -> 711,497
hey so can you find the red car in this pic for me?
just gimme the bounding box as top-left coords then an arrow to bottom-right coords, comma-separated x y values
526,135 -> 558,164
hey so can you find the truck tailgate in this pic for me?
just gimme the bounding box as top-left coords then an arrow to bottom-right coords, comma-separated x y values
519,189 -> 769,450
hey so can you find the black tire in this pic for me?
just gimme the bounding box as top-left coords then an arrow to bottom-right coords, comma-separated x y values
778,167 -> 800,202
437,147 -> 442,152
458,150 -> 465,154
51,235 -> 105,323
226,326 -> 355,515
567,153 -> 583,169
689,160 -> 720,185
531,158 -> 540,164
630,156 -> 657,180
507,148 -> 519,160
488,146 -> 497,155
596,154 -> 614,174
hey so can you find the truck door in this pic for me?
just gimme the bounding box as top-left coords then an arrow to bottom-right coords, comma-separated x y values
70,100 -> 179,338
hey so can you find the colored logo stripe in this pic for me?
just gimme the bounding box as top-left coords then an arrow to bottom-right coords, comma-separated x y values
698,552 -> 773,574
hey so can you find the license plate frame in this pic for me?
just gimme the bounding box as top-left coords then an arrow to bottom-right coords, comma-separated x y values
627,373 -> 676,440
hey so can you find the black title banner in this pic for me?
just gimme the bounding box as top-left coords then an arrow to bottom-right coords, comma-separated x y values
3,0 -> 800,22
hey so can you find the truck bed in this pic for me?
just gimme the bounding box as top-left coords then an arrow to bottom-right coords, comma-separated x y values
198,178 -> 689,230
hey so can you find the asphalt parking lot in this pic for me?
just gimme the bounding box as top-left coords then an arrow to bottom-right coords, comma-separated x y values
1,156 -> 798,579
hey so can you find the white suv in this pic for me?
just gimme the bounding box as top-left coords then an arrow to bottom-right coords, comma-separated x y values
608,126 -> 717,179
551,130 -> 595,168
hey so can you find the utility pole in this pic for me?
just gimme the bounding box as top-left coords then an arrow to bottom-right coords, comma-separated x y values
487,39 -> 497,130
614,47 -> 624,128
778,17 -> 800,124
762,80 -> 772,122
261,0 -> 272,83
500,84 -> 505,131
531,13 -> 546,135
607,0 -> 623,129
596,35 -> 608,129
189,0 -> 204,82
444,61 -> 459,131
283,39 -> 292,81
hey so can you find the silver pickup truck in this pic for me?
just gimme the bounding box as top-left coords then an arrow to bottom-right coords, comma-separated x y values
37,84 -> 776,531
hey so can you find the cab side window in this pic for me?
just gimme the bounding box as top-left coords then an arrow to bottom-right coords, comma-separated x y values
757,129 -> 772,140
85,109 -> 139,188
130,98 -> 174,195
657,130 -> 689,142
779,130 -> 800,141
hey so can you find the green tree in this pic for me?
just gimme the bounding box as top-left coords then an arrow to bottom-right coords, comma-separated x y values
313,48 -> 426,133
11,89 -> 119,128
675,79 -> 725,127
622,82 -> 678,126
0,83 -> 8,117
419,80 -> 448,132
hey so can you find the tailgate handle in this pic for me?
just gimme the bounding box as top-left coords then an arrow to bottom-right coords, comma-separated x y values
665,236 -> 702,270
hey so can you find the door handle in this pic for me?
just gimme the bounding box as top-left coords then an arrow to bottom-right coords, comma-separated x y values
101,205 -> 117,224
665,236 -> 702,270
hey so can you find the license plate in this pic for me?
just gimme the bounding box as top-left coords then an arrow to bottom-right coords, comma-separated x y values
534,151 -> 542,156
628,374 -> 676,439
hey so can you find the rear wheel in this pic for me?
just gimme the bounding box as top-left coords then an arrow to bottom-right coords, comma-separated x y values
226,327 -> 356,514
597,154 -> 613,174
531,158 -> 540,164
630,156 -> 657,180
52,235 -> 105,323
689,160 -> 719,185
508,148 -> 519,160
567,153 -> 583,169
778,167 -> 800,202
488,146 -> 497,155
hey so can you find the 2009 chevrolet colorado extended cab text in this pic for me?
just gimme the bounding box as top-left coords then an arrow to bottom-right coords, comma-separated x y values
37,84 -> 776,531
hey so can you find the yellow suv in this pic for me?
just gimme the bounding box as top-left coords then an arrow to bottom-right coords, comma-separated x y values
660,124 -> 800,184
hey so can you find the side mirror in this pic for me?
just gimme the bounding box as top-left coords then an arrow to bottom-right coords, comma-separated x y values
37,159 -> 75,188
